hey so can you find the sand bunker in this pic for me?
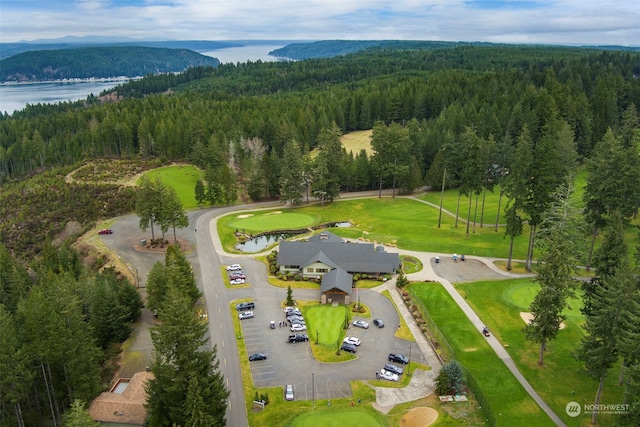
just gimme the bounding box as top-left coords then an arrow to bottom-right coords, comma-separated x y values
400,407 -> 439,427
520,312 -> 565,330
265,211 -> 282,215
237,214 -> 253,218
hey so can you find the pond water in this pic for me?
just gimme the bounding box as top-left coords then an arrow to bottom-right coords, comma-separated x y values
235,233 -> 297,253
235,222 -> 352,253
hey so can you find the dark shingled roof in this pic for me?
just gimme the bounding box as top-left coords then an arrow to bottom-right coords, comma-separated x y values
277,232 -> 400,274
320,268 -> 353,294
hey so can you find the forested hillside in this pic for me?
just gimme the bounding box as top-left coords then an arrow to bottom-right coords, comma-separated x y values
1,45 -> 639,261
0,46 -> 219,82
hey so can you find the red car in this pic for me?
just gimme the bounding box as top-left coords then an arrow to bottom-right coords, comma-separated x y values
229,274 -> 246,280
98,229 -> 113,235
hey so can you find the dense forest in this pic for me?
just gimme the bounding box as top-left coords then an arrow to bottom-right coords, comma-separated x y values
1,45 -> 640,260
0,46 -> 220,82
1,42 -> 640,425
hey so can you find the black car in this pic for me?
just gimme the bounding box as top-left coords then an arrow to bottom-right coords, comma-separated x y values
373,318 -> 385,328
249,353 -> 267,361
288,334 -> 309,343
388,353 -> 409,364
235,302 -> 255,311
340,343 -> 357,353
384,363 -> 404,375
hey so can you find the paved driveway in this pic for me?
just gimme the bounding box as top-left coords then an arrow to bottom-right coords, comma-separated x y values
230,258 -> 429,402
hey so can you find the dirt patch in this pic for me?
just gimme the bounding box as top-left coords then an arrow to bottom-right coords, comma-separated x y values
520,312 -> 565,330
400,407 -> 438,427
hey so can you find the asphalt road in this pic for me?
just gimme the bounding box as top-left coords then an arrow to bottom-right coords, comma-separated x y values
100,193 -> 431,427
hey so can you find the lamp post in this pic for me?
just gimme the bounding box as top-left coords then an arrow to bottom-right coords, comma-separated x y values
407,345 -> 412,376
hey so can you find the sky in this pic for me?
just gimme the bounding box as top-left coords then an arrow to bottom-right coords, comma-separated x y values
1,0 -> 638,46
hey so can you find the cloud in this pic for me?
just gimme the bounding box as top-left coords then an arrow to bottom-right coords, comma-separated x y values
1,0 -> 638,45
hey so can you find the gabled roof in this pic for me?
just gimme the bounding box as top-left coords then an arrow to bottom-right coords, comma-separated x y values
88,371 -> 152,426
300,250 -> 340,270
277,232 -> 400,274
308,232 -> 343,243
320,268 -> 353,294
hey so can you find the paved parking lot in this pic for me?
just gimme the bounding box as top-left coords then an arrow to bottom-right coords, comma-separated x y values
230,257 -> 429,401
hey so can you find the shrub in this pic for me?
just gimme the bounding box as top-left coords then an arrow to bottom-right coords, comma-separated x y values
293,273 -> 302,281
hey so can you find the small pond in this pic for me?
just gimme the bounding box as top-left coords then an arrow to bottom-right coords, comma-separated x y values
235,233 -> 297,252
234,221 -> 352,253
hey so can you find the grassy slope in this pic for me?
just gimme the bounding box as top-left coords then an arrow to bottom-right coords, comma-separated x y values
140,164 -> 203,210
455,278 -> 624,427
410,281 -> 555,427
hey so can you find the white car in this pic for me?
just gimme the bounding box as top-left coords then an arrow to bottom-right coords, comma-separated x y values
230,278 -> 245,285
290,323 -> 307,332
226,264 -> 242,271
285,384 -> 294,401
343,337 -> 361,346
353,320 -> 369,329
238,311 -> 254,320
380,369 -> 399,382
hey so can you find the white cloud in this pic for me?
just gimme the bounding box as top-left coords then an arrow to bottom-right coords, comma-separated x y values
0,0 -> 638,45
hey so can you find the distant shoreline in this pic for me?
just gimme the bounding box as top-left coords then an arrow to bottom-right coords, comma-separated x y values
0,77 -> 139,86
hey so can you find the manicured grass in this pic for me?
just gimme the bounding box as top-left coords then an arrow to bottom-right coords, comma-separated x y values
305,304 -> 349,346
140,165 -> 203,209
409,281 -> 555,427
455,278 -> 625,427
400,255 -> 422,274
227,211 -> 315,232
217,198 -> 532,258
290,407 -> 386,427
381,290 -> 414,342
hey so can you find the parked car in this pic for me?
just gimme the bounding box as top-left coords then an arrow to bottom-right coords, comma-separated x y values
290,324 -> 307,332
284,307 -> 301,315
230,278 -> 245,285
287,315 -> 305,322
343,337 -> 361,346
285,384 -> 294,401
340,342 -> 357,353
238,311 -> 254,320
373,318 -> 385,328
380,369 -> 399,382
229,274 -> 246,280
288,334 -> 309,343
98,229 -> 113,235
235,302 -> 255,311
383,363 -> 404,375
249,353 -> 267,361
353,320 -> 369,329
226,264 -> 242,271
388,353 -> 409,364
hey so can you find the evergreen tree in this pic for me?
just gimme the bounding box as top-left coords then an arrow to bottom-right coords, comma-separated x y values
313,122 -> 345,203
525,181 -> 581,365
194,180 -> 206,206
165,245 -> 201,305
146,261 -> 168,314
279,139 -> 304,206
146,287 -> 229,427
63,400 -> 100,427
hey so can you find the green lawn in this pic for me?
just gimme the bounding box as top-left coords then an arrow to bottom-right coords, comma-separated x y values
217,198 -> 532,258
456,278 -> 625,427
289,407 -> 387,427
227,211 -> 315,232
409,281 -> 555,427
140,164 -> 203,209
305,304 -> 349,347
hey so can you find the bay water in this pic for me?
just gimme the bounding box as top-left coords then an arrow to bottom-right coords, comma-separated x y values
0,44 -> 286,115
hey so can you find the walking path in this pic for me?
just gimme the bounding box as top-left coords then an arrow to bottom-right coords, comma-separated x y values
384,247 -> 566,427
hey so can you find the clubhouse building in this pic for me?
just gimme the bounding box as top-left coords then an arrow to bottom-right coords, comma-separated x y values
276,231 -> 400,303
